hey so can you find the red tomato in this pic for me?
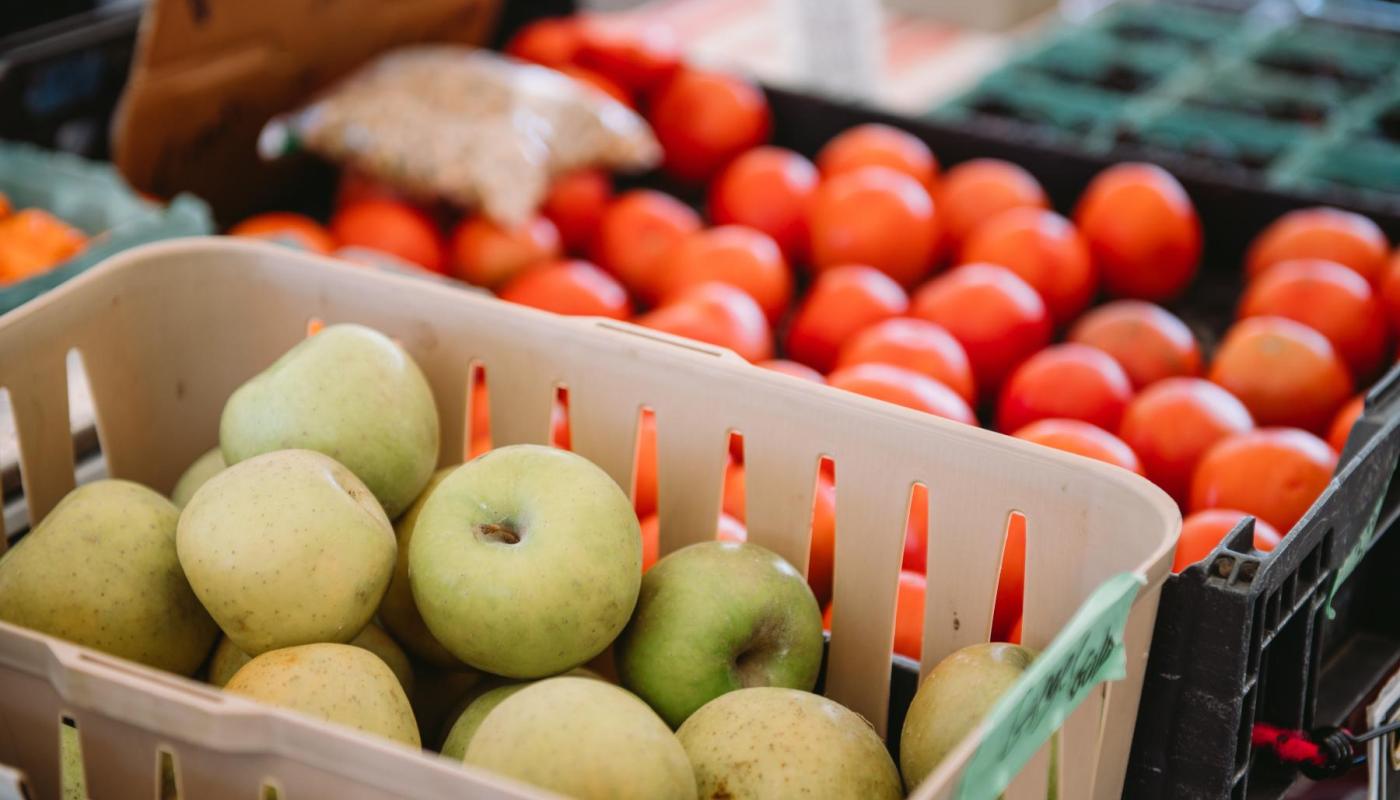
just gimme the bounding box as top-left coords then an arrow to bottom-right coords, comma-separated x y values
911,264 -> 1053,394
1012,419 -> 1143,474
708,147 -> 818,261
542,170 -> 612,256
835,317 -> 975,405
648,69 -> 771,184
230,212 -> 335,254
808,167 -> 939,288
505,17 -> 584,67
993,513 -> 1026,641
1067,300 -> 1201,389
998,343 -> 1133,433
903,484 -> 929,574
636,282 -> 773,362
1190,428 -> 1337,533
827,363 -> 975,425
1209,316 -> 1353,434
821,570 -> 927,660
817,123 -> 939,193
1074,163 -> 1201,302
935,159 -> 1048,251
330,199 -> 447,274
557,65 -> 632,106
497,259 -> 631,320
658,226 -> 792,323
449,215 -> 562,289
1328,394 -> 1365,454
1118,377 -> 1255,503
786,265 -> 908,373
961,208 -> 1096,324
1174,509 -> 1282,573
1246,207 -> 1389,285
593,190 -> 701,304
575,21 -> 681,96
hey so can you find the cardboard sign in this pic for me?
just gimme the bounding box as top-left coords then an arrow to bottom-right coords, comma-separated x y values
956,572 -> 1143,799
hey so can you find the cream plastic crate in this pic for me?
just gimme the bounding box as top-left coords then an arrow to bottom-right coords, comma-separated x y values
0,239 -> 1178,800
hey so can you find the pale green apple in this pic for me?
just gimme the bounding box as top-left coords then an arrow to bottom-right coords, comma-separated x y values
410,445 -> 641,678
465,676 -> 695,799
170,447 -> 225,508
900,642 -> 1036,789
177,449 -> 396,655
219,323 -> 439,517
440,667 -> 601,759
0,480 -> 218,675
207,623 -> 413,694
226,643 -> 419,747
377,468 -> 462,668
678,687 -> 902,799
614,540 -> 823,727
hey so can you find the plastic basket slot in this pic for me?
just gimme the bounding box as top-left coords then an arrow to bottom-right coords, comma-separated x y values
1264,589 -> 1282,639
1248,596 -> 1267,678
1280,572 -> 1298,616
1297,537 -> 1325,590
158,747 -> 180,799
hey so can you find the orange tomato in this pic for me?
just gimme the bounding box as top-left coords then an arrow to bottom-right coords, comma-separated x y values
817,123 -> 939,193
758,359 -> 825,384
1012,419 -> 1143,474
911,264 -> 1052,394
498,259 -> 631,319
594,190 -> 701,304
1209,316 -> 1352,434
636,282 -> 773,362
229,212 -> 335,254
808,475 -> 837,607
1118,377 -> 1254,503
935,159 -> 1048,251
961,207 -> 1096,324
634,410 -> 657,518
835,317 -> 975,405
557,65 -> 632,106
708,147 -> 818,261
449,214 -> 561,289
330,199 -> 446,274
1067,300 -> 1201,389
1008,616 -> 1023,645
1238,259 -> 1390,380
658,225 -> 792,323
542,170 -> 612,256
808,167 -> 939,288
1174,509 -> 1281,573
575,20 -> 681,96
1380,250 -> 1400,335
334,171 -> 402,211
903,483 -> 929,574
786,265 -> 908,373
722,459 -> 746,521
648,69 -> 771,184
1190,428 -> 1337,533
998,344 -> 1133,433
639,512 -> 746,572
993,513 -> 1026,641
1327,394 -> 1365,454
504,17 -> 584,67
1074,163 -> 1201,302
828,363 -> 976,425
824,571 -> 926,659
0,191 -> 11,218
1246,207 -> 1389,285
0,209 -> 87,285
552,390 -> 571,450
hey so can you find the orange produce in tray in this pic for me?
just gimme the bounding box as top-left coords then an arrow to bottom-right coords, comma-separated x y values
657,226 -> 792,324
543,169 -> 612,256
998,344 -> 1133,434
823,570 -> 927,660
330,199 -> 446,274
1328,394 -> 1365,454
935,159 -> 1048,252
575,20 -> 681,96
818,123 -> 939,194
1012,419 -> 1142,475
1209,316 -> 1352,434
636,282 -> 773,363
450,215 -> 562,290
1074,162 -> 1201,302
230,212 -> 336,254
648,68 -> 771,184
960,208 -> 1096,325
1246,206 -> 1389,285
808,166 -> 940,288
827,363 -> 976,426
787,265 -> 908,373
504,16 -> 585,68
498,259 -> 631,320
1119,378 -> 1255,504
1174,509 -> 1281,573
594,190 -> 700,304
1067,300 -> 1200,390
1190,427 -> 1338,534
0,209 -> 87,286
708,146 -> 818,261
835,317 -> 975,406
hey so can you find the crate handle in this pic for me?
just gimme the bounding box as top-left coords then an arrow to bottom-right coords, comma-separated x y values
589,320 -> 738,360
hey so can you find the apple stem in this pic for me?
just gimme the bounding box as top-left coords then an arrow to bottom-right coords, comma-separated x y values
476,522 -> 521,545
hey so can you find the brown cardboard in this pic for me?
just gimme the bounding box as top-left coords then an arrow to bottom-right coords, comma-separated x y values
112,0 -> 501,223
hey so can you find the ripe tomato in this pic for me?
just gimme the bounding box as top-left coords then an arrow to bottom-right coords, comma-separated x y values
1238,259 -> 1390,380
648,69 -> 771,184
835,317 -> 975,405
808,167 -> 939,288
334,170 -> 402,211
552,390 -> 570,450
593,190 -> 700,304
998,344 -> 1133,433
504,17 -> 584,67
639,512 -> 746,572
1246,207 -> 1389,285
708,147 -> 818,261
827,363 -> 976,425
498,259 -> 631,319
1008,617 -> 1023,645
575,20 -> 681,96
1067,300 -> 1201,389
1209,316 -> 1353,434
1118,377 -> 1255,503
542,170 -> 612,256
993,513 -> 1026,641
786,265 -> 908,372
808,474 -> 837,607
1190,428 -> 1337,533
330,199 -> 446,274
557,65 -> 632,106
1379,249 -> 1400,334
636,282 -> 773,362
820,569 -> 925,660
634,410 -> 657,518
722,459 -> 745,521
903,484 -> 929,574
961,208 -> 1096,324
911,264 -> 1052,393
658,226 -> 792,323
1074,163 -> 1201,302
1328,394 -> 1364,454
449,214 -> 561,289
1012,419 -> 1143,474
1174,509 -> 1281,573
758,359 -> 825,384
817,123 -> 939,193
229,212 -> 335,254
935,159 -> 1048,251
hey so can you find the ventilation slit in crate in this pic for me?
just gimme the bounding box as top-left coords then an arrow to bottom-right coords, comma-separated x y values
550,385 -> 570,450
992,512 -> 1027,642
1,386 -> 18,544
722,441 -> 745,524
809,458 -> 835,610
66,349 -> 104,487
157,748 -> 180,800
466,363 -> 489,458
59,715 -> 86,800
633,408 -> 657,521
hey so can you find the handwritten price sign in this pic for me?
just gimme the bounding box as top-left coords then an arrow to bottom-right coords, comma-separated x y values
955,572 -> 1143,799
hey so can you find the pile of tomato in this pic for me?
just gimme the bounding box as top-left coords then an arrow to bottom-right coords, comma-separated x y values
0,192 -> 87,286
229,16 -> 1400,660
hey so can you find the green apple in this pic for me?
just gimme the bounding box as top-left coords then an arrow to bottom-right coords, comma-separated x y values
177,449 -> 396,655
0,480 -> 218,675
409,445 -> 641,678
206,623 -> 413,694
377,468 -> 462,667
440,667 -> 600,758
170,447 -> 225,508
219,323 -> 439,517
900,642 -> 1036,789
226,642 -> 419,747
614,540 -> 823,727
464,676 -> 695,799
677,687 -> 902,799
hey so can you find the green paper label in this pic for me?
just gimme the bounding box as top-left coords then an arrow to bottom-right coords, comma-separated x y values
954,572 -> 1143,800
1326,457 -> 1395,620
